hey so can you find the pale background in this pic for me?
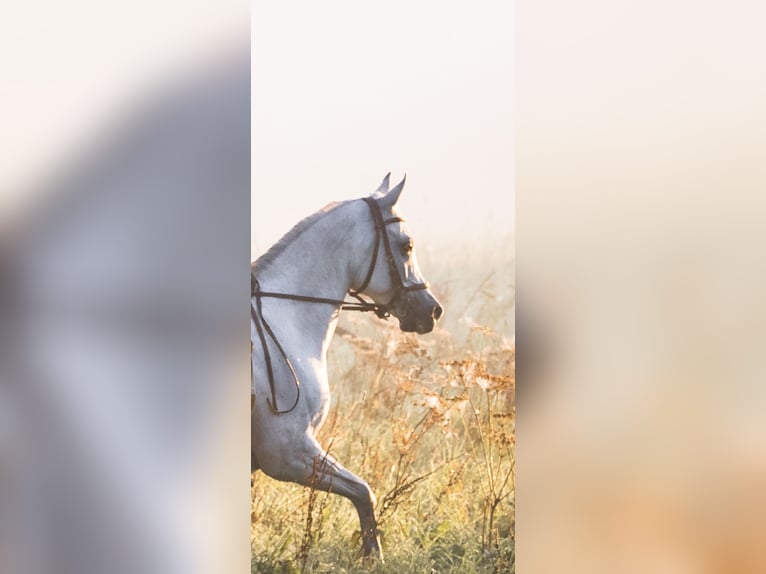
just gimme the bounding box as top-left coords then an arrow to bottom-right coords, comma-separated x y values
251,0 -> 514,256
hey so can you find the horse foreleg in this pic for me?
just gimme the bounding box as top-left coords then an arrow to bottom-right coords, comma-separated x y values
271,438 -> 382,559
311,452 -> 382,560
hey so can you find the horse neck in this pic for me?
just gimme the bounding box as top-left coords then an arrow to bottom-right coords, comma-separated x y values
256,203 -> 369,355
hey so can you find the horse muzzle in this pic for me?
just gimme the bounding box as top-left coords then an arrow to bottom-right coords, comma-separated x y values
392,291 -> 443,334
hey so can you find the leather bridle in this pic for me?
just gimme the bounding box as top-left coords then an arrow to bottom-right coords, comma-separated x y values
252,197 -> 430,414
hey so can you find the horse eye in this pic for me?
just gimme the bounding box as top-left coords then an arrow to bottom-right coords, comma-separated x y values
401,240 -> 413,255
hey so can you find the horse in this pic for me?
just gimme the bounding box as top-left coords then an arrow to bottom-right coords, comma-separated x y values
250,173 -> 443,559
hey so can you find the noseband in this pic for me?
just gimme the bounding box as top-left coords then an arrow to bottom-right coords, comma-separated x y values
252,197 -> 429,414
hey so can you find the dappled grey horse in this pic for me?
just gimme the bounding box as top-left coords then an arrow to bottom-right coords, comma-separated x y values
251,174 -> 443,558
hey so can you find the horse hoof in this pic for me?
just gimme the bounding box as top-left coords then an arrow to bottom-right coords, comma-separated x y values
361,539 -> 384,563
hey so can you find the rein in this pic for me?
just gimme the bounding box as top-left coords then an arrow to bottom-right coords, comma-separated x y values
252,197 -> 429,415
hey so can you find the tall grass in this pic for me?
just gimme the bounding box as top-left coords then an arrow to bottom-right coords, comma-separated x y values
252,241 -> 515,573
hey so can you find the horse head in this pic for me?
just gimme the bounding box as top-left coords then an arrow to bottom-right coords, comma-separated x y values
356,174 -> 443,334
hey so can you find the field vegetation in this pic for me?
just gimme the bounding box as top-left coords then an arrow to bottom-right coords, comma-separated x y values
251,241 -> 515,573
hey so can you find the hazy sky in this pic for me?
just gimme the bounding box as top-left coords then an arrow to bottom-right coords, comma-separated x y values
251,1 -> 515,255
1,1 -> 513,254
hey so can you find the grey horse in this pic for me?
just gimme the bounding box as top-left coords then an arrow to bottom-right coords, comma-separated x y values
251,174 -> 443,558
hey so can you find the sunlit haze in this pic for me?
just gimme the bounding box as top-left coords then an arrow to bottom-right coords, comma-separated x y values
251,1 -> 514,256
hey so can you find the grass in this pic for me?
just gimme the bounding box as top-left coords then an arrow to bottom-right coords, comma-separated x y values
251,241 -> 515,573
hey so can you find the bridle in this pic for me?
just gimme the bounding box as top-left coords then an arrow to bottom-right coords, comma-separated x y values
252,197 -> 429,414
348,197 -> 430,310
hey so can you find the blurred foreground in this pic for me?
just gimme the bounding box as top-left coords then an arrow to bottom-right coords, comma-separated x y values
0,31 -> 250,574
518,2 -> 766,572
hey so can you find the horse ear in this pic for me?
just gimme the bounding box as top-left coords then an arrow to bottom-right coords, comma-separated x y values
376,172 -> 391,194
379,173 -> 406,208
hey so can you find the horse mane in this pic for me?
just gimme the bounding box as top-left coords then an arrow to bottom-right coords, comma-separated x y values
252,200 -> 350,275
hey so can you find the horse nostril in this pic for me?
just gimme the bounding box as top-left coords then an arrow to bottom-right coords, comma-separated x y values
433,304 -> 443,320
